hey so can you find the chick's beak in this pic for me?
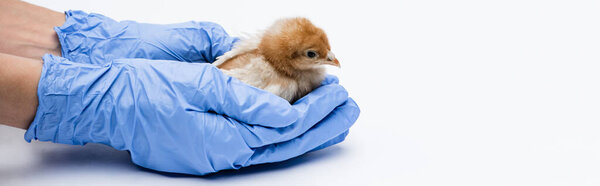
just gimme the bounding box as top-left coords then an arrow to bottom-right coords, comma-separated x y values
326,51 -> 341,68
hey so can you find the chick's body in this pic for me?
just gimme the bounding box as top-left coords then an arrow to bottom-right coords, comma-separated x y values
213,18 -> 340,103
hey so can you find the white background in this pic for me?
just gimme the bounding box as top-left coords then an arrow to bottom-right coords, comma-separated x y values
1,0 -> 600,185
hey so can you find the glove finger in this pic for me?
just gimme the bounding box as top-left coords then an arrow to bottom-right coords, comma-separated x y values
308,130 -> 349,153
244,98 -> 360,166
62,58 -> 300,128
190,65 -> 299,127
236,84 -> 349,148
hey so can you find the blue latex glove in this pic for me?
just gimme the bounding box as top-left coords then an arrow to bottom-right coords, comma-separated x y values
30,10 -> 361,175
26,55 -> 360,175
56,10 -> 239,64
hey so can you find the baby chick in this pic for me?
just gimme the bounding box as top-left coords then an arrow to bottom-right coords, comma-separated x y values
213,17 -> 340,103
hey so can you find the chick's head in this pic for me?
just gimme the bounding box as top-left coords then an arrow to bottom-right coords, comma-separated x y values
259,17 -> 340,74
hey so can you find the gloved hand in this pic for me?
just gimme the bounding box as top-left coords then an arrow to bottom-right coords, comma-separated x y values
34,10 -> 361,175
56,10 -> 238,64
26,55 -> 360,175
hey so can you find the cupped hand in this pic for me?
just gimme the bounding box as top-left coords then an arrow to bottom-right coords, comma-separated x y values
26,55 -> 359,175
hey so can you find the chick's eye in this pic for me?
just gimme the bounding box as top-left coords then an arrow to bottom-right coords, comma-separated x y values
306,50 -> 318,58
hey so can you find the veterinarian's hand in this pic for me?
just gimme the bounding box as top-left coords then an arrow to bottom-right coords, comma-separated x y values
56,10 -> 238,65
25,55 -> 360,175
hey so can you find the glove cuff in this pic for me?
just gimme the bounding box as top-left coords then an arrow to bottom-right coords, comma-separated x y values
54,10 -> 122,65
25,54 -> 76,144
25,54 -> 114,146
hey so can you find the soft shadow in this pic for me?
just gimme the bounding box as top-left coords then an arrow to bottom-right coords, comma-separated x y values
140,146 -> 347,179
30,142 -> 346,178
206,146 -> 346,179
35,143 -> 133,167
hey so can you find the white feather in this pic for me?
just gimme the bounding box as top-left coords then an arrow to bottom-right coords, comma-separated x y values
212,33 -> 262,67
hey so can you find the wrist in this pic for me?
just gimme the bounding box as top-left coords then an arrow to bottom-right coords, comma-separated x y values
0,0 -> 64,59
0,53 -> 42,130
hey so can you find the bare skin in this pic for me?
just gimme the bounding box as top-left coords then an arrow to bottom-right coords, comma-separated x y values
0,53 -> 42,129
0,0 -> 64,59
0,0 -> 65,129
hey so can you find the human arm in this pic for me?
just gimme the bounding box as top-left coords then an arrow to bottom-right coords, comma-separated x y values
0,0 -> 64,59
0,53 -> 41,129
0,3 -> 361,175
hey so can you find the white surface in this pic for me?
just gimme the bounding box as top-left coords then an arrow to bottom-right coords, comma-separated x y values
2,0 -> 600,185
